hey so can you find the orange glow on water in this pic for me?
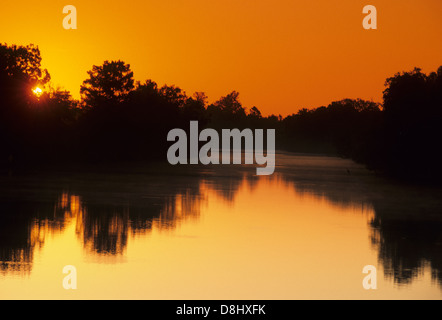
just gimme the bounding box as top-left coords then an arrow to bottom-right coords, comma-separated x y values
0,171 -> 441,299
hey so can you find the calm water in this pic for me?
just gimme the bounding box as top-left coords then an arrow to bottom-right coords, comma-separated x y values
0,152 -> 441,300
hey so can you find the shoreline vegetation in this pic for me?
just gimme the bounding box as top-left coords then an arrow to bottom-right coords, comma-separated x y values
1,43 -> 442,183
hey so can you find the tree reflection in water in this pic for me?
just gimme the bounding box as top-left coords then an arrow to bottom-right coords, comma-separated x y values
0,154 -> 441,289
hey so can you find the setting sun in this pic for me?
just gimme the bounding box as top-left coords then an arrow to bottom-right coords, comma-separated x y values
32,86 -> 43,97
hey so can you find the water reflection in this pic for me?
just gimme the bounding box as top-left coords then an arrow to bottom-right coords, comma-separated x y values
0,153 -> 441,296
0,201 -> 63,275
0,175 -> 207,266
276,153 -> 442,289
369,207 -> 442,287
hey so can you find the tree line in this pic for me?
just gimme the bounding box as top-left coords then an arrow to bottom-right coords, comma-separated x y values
1,43 -> 442,182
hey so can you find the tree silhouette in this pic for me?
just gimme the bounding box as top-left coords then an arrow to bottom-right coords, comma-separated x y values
280,98 -> 381,156
249,106 -> 262,119
158,84 -> 187,107
207,91 -> 247,129
0,43 -> 50,88
179,92 -> 208,125
80,60 -> 134,108
3,42 -> 442,183
213,91 -> 245,116
0,44 -> 83,167
0,43 -> 50,111
381,67 -> 442,179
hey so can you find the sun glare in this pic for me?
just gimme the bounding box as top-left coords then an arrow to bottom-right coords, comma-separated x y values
32,87 -> 43,97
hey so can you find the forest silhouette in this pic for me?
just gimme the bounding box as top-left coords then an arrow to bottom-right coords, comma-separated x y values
1,43 -> 442,183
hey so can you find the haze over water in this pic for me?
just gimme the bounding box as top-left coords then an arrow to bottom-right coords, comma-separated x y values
0,152 -> 441,299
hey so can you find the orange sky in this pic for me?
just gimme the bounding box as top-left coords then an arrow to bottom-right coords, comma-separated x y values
1,0 -> 441,116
